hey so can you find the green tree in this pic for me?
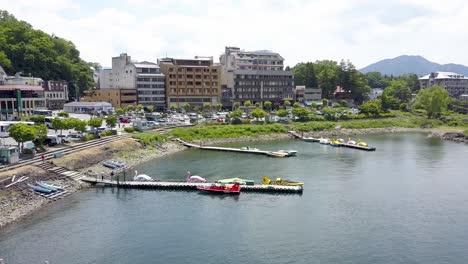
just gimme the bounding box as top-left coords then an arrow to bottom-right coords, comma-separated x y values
116,108 -> 124,115
192,105 -> 199,112
244,100 -> 252,108
292,62 -> 317,87
381,80 -> 412,111
292,108 -> 309,121
284,100 -> 291,107
216,103 -> 222,112
203,103 -> 211,113
413,86 -> 449,118
136,104 -> 143,112
233,102 -> 240,110
314,60 -> 339,98
127,105 -> 135,112
9,123 -> 38,151
72,119 -> 87,133
293,102 -> 300,108
145,105 -> 154,113
88,117 -> 103,133
106,115 -> 117,129
358,100 -> 382,117
183,103 -> 190,112
230,109 -> 243,119
251,108 -> 266,120
255,102 -> 260,108
34,124 -> 48,145
311,102 -> 317,109
364,71 -> 390,88
52,118 -> 65,134
322,99 -> 328,107
264,101 -> 272,111
277,109 -> 289,117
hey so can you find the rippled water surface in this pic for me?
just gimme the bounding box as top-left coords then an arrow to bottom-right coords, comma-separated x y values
1,133 -> 467,264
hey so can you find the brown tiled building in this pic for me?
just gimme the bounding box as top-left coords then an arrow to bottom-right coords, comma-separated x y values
82,89 -> 137,108
158,57 -> 221,108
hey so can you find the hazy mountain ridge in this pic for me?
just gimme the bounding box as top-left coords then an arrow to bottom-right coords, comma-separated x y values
360,55 -> 468,76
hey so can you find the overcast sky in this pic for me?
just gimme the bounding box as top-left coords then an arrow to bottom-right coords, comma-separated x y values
2,0 -> 468,68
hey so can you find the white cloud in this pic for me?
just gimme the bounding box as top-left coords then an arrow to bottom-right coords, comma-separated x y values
1,0 -> 468,69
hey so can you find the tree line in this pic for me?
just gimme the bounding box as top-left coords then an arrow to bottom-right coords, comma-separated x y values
0,10 -> 96,99
292,60 -> 371,104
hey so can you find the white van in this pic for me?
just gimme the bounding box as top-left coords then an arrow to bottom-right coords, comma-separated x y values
46,135 -> 62,146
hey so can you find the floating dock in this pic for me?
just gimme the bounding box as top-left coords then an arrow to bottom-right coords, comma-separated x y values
288,131 -> 376,151
81,177 -> 303,194
175,139 -> 296,157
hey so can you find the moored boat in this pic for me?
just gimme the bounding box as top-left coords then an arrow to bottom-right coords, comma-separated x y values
319,137 -> 330,145
357,140 -> 369,147
216,177 -> 254,185
197,182 -> 241,194
267,151 -> 288,158
133,170 -> 153,181
277,150 -> 297,156
303,137 -> 319,142
241,146 -> 259,151
27,183 -> 53,194
329,139 -> 342,147
103,161 -> 127,169
36,182 -> 59,192
39,181 -> 64,191
262,176 -> 304,186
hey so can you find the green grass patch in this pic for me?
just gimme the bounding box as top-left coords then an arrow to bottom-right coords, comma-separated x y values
167,124 -> 286,141
132,133 -> 167,147
464,129 -> 468,137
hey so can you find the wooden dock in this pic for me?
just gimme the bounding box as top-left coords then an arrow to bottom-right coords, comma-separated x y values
288,131 -> 376,151
176,139 -> 296,157
81,177 -> 303,194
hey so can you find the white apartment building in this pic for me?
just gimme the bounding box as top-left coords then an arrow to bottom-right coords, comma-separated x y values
219,47 -> 294,107
99,54 -> 166,111
419,71 -> 468,98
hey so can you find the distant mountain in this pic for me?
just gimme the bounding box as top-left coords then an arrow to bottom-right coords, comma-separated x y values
360,55 -> 468,76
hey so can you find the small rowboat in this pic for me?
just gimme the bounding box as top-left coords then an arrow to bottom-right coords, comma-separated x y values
36,182 -> 59,192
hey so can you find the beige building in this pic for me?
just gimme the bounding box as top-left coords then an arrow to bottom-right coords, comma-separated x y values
82,89 -> 137,108
0,72 -> 45,120
419,71 -> 468,98
158,57 -> 221,108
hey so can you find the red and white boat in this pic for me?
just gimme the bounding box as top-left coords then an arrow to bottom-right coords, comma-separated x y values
196,183 -> 241,194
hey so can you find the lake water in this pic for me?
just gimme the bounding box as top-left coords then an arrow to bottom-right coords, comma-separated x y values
1,133 -> 468,264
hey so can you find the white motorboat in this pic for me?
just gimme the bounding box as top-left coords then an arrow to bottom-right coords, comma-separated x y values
319,137 -> 330,145
277,150 -> 297,156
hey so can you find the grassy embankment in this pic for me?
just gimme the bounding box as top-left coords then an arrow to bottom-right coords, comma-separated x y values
166,124 -> 286,141
291,111 -> 467,132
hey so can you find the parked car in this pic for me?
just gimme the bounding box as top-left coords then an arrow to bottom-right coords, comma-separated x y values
57,134 -> 70,143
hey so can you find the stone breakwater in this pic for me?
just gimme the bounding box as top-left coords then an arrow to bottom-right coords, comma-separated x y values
442,132 -> 468,144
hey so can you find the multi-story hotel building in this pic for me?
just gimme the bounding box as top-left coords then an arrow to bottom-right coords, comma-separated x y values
419,71 -> 468,98
158,57 -> 221,108
99,54 -> 166,111
220,47 -> 294,107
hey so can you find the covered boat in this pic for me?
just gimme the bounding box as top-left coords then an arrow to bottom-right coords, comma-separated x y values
262,176 -> 304,186
197,183 -> 241,194
216,178 -> 254,185
27,183 -> 53,194
39,181 -> 64,191
319,138 -> 330,145
36,182 -> 59,192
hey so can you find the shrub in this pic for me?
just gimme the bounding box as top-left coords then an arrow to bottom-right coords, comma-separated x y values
242,119 -> 251,124
231,118 -> 242,125
58,111 -> 69,117
132,133 -> 166,147
124,127 -> 135,133
84,134 -> 95,141
99,130 -> 115,137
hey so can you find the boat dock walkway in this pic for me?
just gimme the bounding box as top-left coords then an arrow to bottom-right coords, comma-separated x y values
176,139 -> 294,157
288,131 -> 376,151
80,177 -> 303,194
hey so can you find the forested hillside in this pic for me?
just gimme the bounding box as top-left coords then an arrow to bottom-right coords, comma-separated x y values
0,10 -> 95,98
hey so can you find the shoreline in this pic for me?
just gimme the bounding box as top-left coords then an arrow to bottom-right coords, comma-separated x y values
1,127 -> 466,229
